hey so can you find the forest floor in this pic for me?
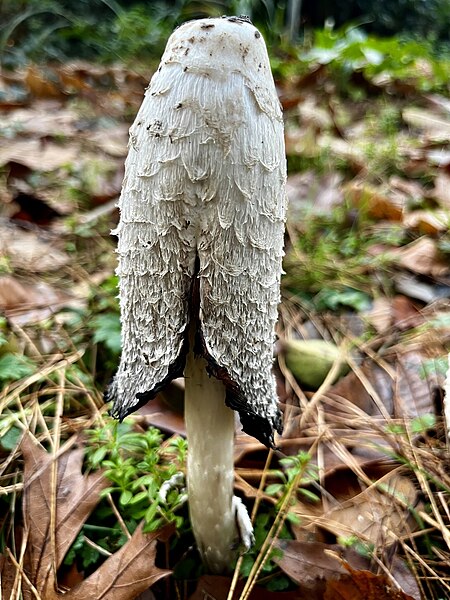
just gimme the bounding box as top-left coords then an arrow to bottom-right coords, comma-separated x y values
0,34 -> 449,600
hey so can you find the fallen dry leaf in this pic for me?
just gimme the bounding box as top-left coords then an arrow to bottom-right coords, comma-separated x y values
329,362 -> 394,417
363,295 -> 425,334
394,351 -> 440,419
364,297 -> 393,334
425,93 -> 450,116
345,180 -> 405,221
273,540 -> 366,591
391,296 -> 425,330
0,275 -> 74,326
21,433 -> 110,596
63,523 -> 172,600
0,275 -> 34,309
0,139 -> 80,172
274,541 -> 420,600
138,381 -> 186,437
24,65 -> 66,99
0,553 -> 26,600
403,210 -> 448,235
391,237 -> 449,278
402,107 -> 450,141
394,273 -> 450,304
0,101 -> 79,137
389,176 -> 426,204
425,148 -> 450,167
17,433 -> 172,599
324,561 -> 416,600
90,125 -> 130,158
0,223 -> 70,272
433,170 -> 450,209
287,171 -> 344,221
318,135 -> 365,172
318,471 -> 417,547
298,95 -> 334,130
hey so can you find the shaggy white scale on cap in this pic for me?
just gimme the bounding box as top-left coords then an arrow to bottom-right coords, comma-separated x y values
108,16 -> 287,572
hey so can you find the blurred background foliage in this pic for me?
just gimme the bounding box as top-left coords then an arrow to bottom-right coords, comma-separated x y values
1,0 -> 449,68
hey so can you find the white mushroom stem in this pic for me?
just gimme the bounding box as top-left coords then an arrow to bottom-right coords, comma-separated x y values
184,347 -> 237,573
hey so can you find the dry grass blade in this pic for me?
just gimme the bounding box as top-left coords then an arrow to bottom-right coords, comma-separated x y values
0,351 -> 85,414
238,439 -> 320,600
50,370 -> 65,588
227,450 -> 274,600
3,546 -> 40,600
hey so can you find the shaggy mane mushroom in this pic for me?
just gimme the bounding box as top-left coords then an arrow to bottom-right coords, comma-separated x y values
108,15 -> 287,573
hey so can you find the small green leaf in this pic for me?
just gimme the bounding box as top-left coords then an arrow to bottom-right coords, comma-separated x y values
143,517 -> 164,533
129,490 -> 149,504
80,541 -> 101,569
0,353 -> 36,382
174,515 -> 184,528
285,511 -> 302,525
0,426 -> 22,451
239,554 -> 254,577
270,469 -> 286,482
279,457 -> 296,469
144,499 -> 159,524
265,483 -> 283,496
99,486 -> 118,498
266,575 -> 290,592
90,446 -> 109,466
385,423 -> 406,435
119,490 -> 133,505
299,488 -> 320,503
64,532 -> 84,565
102,460 -> 118,468
411,414 -> 436,434
92,313 -> 121,353
132,474 -> 154,488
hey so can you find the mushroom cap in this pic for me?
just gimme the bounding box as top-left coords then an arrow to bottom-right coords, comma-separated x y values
159,16 -> 282,122
108,17 -> 287,447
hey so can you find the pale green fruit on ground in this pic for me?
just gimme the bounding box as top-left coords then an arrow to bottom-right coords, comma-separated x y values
283,339 -> 349,389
